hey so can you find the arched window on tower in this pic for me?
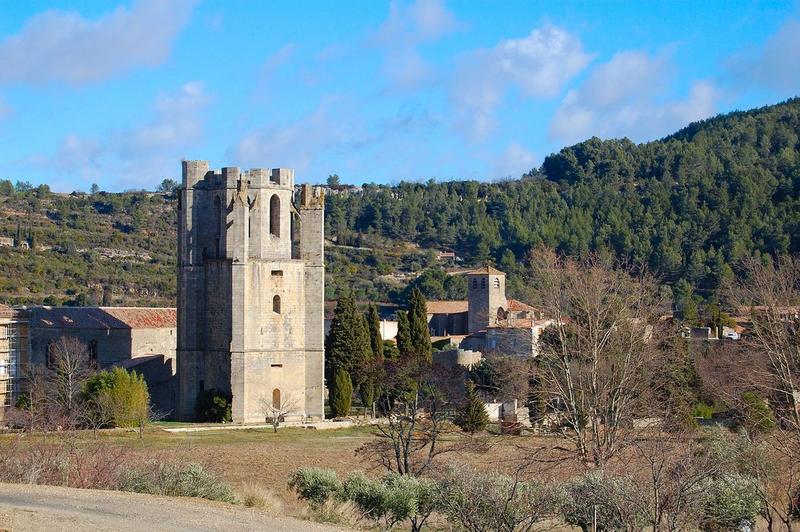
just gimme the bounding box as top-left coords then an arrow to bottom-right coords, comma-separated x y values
472,278 -> 477,289
493,277 -> 500,288
270,194 -> 280,237
272,388 -> 281,410
481,278 -> 486,289
273,295 -> 281,314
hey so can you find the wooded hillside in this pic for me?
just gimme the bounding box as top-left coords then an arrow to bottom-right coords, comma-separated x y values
1,98 -> 798,307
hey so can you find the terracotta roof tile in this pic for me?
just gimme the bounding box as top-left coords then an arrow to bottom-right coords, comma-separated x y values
466,266 -> 505,275
426,300 -> 469,314
32,307 -> 176,330
507,299 -> 536,312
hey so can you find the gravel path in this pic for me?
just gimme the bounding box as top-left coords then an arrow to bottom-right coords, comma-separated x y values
0,483 -> 343,531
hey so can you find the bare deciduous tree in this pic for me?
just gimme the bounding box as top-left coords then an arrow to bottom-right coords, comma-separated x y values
48,336 -> 94,427
725,256 -> 800,529
526,248 -> 665,466
356,360 -> 476,477
259,392 -> 300,433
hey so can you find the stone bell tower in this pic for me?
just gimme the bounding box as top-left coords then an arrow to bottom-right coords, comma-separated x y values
466,266 -> 507,333
176,161 -> 325,423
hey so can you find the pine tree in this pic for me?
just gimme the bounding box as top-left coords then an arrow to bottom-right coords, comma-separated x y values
408,288 -> 432,363
455,381 -> 489,434
396,310 -> 412,358
366,304 -> 384,361
330,368 -> 353,418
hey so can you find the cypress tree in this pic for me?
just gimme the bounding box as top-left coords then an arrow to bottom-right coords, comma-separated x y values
330,368 -> 353,418
455,381 -> 489,434
396,310 -> 412,358
325,293 -> 371,381
366,304 -> 384,361
408,288 -> 432,363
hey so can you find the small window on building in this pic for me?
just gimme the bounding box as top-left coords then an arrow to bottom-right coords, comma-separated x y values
271,270 -> 283,277
481,278 -> 486,289
472,278 -> 477,289
273,295 -> 281,314
493,277 -> 500,288
272,388 -> 281,409
270,363 -> 283,368
88,340 -> 98,363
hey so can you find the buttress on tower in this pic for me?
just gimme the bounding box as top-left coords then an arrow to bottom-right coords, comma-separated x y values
177,161 -> 325,423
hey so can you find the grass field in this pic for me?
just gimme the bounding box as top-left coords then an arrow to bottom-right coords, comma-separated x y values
1,422 -> 566,522
93,425 -> 377,512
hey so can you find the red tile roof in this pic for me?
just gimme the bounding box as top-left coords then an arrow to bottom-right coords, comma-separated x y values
466,266 -> 505,275
507,299 -> 536,312
426,299 -> 537,315
32,307 -> 176,330
426,300 -> 469,314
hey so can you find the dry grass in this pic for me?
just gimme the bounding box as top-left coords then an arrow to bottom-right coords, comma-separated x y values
236,482 -> 283,513
0,425 -> 570,520
303,499 -> 362,529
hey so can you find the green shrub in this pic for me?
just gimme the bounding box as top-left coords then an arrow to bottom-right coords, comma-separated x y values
341,471 -> 437,530
739,391 -> 775,435
118,461 -> 237,504
329,368 -> 353,418
288,467 -> 343,506
692,402 -> 714,419
561,471 -> 646,531
83,367 -> 149,429
194,389 -> 232,423
454,381 -> 489,434
699,473 -> 763,531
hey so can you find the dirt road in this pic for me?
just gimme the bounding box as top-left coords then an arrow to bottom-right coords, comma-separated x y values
0,483 -> 342,531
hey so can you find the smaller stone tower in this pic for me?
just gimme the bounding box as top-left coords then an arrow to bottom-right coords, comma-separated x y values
466,266 -> 506,333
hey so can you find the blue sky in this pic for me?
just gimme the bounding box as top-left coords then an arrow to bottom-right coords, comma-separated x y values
0,0 -> 797,191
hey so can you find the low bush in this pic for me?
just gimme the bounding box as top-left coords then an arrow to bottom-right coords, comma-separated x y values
0,439 -> 237,505
698,473 -> 763,531
288,467 -> 343,506
561,471 -> 647,531
437,463 -> 561,531
118,460 -> 237,503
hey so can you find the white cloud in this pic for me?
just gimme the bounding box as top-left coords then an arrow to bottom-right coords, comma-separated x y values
375,0 -> 459,45
373,0 -> 462,90
550,51 -> 718,144
233,97 -> 362,174
491,143 -> 537,179
231,98 -> 439,180
0,0 -> 196,86
29,81 -> 209,189
451,25 -> 592,141
726,18 -> 800,94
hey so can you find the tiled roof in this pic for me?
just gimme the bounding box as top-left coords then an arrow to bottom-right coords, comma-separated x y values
466,266 -> 505,275
426,300 -> 469,314
32,307 -> 176,330
507,299 -> 536,312
0,304 -> 30,319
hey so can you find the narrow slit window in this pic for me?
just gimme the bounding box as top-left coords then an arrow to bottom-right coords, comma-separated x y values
273,295 -> 281,314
